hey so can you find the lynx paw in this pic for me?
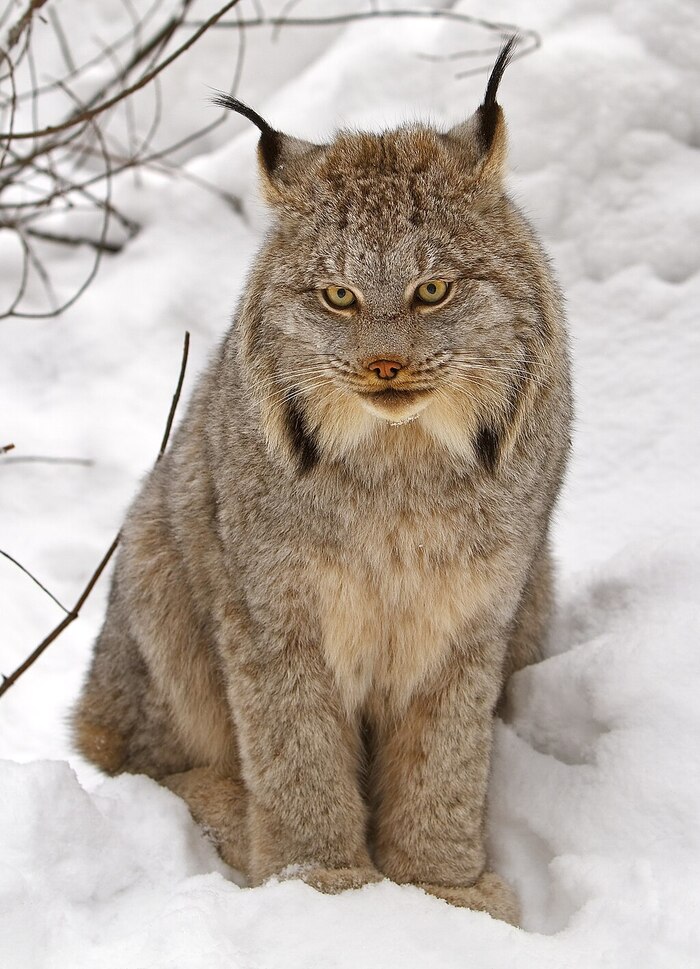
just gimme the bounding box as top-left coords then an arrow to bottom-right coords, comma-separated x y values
418,872 -> 520,925
282,864 -> 384,895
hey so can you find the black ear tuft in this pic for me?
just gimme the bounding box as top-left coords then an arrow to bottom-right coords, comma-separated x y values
211,92 -> 282,173
478,36 -> 517,152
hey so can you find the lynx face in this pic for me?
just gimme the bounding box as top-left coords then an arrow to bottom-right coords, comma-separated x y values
218,43 -> 557,470
262,128 -> 546,432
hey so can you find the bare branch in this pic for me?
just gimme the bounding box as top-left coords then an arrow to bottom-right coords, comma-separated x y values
5,0 -> 169,105
2,143 -> 139,234
20,223 -> 59,311
3,0 -> 244,140
0,454 -> 93,466
0,549 -> 71,614
0,228 -> 30,319
0,330 -> 191,700
193,7 -> 537,50
0,1 -> 536,321
47,5 -> 77,74
0,535 -> 120,697
0,44 -> 16,171
4,77 -> 115,319
3,0 -> 49,55
159,330 -> 190,457
23,226 -> 125,253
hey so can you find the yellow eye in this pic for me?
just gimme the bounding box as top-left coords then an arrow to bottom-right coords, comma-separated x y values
415,279 -> 450,306
323,285 -> 357,309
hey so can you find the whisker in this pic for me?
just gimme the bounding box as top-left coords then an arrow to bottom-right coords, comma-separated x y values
272,365 -> 338,380
267,380 -> 340,410
270,369 -> 338,387
450,353 -> 558,376
443,369 -> 507,387
449,355 -> 534,371
440,376 -> 514,411
451,347 -> 553,362
258,374 -> 338,406
447,361 -> 543,381
447,364 -> 533,381
261,380 -> 336,405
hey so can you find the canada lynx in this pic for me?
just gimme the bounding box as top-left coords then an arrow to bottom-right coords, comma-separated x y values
73,40 -> 571,924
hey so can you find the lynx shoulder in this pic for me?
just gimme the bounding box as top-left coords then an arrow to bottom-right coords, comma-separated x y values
73,39 -> 571,924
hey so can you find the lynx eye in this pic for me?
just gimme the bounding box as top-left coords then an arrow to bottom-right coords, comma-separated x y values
323,285 -> 357,310
414,279 -> 450,306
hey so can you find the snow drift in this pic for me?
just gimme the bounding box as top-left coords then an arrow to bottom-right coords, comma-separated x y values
1,0 -> 699,965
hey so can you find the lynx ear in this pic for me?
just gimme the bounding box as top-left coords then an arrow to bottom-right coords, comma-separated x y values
212,94 -> 322,202
448,36 -> 516,181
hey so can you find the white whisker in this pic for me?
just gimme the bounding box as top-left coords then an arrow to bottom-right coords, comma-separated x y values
258,374 -> 339,406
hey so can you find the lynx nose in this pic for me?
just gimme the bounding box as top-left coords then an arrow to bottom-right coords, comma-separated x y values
363,357 -> 404,380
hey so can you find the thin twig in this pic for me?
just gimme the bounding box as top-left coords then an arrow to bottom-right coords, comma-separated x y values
0,1 -> 536,321
6,78 -> 114,319
0,454 -> 93,466
23,226 -> 124,253
6,0 -> 168,105
4,0 -> 244,140
0,549 -> 71,614
1,228 -> 30,318
193,8 -> 534,43
0,1 -> 252,317
47,5 -> 77,74
2,144 -> 139,234
159,330 -> 189,456
19,222 -> 59,311
3,0 -> 49,55
0,330 -> 191,700
1,16 -> 32,80
0,48 -> 16,171
0,443 -> 15,454
0,536 -> 120,697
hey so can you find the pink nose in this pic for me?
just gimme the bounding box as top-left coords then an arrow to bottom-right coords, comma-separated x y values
363,358 -> 404,380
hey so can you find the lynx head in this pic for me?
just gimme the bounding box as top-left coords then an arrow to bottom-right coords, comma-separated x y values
215,39 -> 562,475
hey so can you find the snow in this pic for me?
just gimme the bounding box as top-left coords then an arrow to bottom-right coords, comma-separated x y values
1,0 -> 699,965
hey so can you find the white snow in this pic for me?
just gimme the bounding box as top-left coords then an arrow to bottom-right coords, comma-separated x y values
1,0 -> 699,965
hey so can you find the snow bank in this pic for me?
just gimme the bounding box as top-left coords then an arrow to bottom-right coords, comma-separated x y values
1,0 -> 699,965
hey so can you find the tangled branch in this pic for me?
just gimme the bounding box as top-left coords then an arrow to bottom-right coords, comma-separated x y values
0,0 -> 248,320
0,0 -> 537,321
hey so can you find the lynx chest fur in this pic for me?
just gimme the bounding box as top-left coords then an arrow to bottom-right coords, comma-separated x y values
74,41 -> 571,924
310,455 -> 514,713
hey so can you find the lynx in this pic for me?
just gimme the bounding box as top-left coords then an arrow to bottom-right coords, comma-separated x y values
73,40 -> 571,924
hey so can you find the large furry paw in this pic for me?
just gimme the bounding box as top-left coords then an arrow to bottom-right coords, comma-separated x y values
418,872 -> 520,925
281,864 -> 384,895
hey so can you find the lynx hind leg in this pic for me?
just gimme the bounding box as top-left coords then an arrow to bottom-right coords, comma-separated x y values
74,618 -> 250,873
419,872 -> 520,925
503,542 -> 554,683
163,767 -> 250,874
72,604 -> 190,778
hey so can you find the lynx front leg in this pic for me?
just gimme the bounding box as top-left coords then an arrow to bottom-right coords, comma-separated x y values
371,647 -> 519,924
224,630 -> 380,893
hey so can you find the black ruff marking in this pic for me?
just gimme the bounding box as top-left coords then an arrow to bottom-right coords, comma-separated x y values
211,93 -> 282,173
478,36 -> 517,152
475,425 -> 501,474
476,360 -> 526,472
285,394 -> 320,474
